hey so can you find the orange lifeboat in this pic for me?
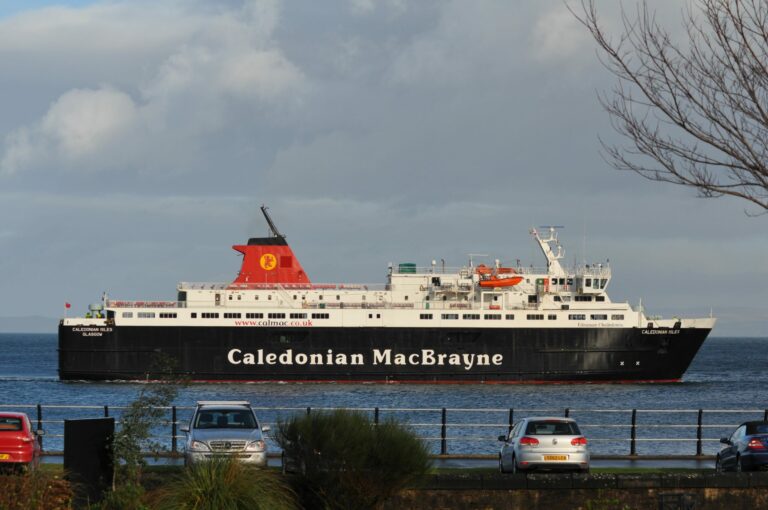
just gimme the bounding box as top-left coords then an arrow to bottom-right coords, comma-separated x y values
478,276 -> 524,288
477,265 -> 522,288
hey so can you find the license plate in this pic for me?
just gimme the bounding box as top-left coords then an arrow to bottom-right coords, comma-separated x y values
544,455 -> 567,461
0,454 -> 10,460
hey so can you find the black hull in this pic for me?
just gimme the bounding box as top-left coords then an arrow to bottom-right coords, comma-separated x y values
58,325 -> 710,383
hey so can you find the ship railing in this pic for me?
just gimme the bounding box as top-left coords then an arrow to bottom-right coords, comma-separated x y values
180,282 -> 392,292
3,403 -> 764,459
106,300 -> 186,309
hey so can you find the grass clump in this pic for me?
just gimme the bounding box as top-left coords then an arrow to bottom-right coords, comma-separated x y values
151,458 -> 297,510
276,409 -> 430,510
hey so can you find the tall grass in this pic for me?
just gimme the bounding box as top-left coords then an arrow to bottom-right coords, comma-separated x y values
0,470 -> 74,510
151,458 -> 297,510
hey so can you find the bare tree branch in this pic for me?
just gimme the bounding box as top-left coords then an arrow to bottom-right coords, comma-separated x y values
571,0 -> 768,211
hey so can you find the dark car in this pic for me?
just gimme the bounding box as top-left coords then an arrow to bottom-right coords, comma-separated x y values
716,420 -> 768,472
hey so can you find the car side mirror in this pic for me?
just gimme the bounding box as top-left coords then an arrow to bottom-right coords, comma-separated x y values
719,437 -> 730,445
262,425 -> 271,433
36,429 -> 45,437
498,435 -> 507,442
180,425 -> 190,433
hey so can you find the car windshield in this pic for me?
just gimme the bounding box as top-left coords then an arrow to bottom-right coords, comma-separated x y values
194,410 -> 257,429
0,417 -> 22,432
525,421 -> 580,435
746,423 -> 768,435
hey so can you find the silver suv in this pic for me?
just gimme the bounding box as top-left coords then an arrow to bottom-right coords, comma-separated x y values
181,401 -> 270,467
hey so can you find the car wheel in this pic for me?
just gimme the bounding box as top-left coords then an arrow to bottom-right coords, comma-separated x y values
511,455 -> 518,474
499,455 -> 507,474
715,456 -> 723,473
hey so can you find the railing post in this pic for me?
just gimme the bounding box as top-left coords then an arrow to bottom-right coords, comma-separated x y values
564,407 -> 570,418
508,408 -> 514,434
172,406 -> 178,454
630,409 -> 637,456
764,409 -> 768,422
440,408 -> 447,455
36,404 -> 43,451
374,407 -> 379,426
696,409 -> 704,456
104,405 -> 109,417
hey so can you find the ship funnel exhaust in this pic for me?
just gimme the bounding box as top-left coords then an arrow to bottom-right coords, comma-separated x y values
231,207 -> 310,285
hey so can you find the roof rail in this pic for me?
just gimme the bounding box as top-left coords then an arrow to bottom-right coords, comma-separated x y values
195,400 -> 251,407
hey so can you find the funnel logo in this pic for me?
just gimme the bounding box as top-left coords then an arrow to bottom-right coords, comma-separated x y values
260,253 -> 277,271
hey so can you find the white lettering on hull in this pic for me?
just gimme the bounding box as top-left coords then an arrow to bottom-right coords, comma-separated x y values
228,348 -> 503,370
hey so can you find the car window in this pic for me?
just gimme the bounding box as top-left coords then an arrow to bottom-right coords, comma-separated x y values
525,421 -> 580,435
0,417 -> 22,431
746,423 -> 768,435
194,410 -> 257,429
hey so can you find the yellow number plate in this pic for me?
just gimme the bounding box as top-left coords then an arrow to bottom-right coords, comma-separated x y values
544,455 -> 567,461
0,454 -> 10,460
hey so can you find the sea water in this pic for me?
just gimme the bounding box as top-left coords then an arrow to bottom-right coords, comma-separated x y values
0,334 -> 765,456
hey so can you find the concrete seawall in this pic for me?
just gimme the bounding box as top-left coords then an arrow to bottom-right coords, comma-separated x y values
385,472 -> 768,509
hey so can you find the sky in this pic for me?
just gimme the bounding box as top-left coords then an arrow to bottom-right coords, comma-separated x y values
0,0 -> 765,336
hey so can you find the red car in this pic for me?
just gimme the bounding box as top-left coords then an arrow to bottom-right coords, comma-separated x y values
0,412 -> 43,472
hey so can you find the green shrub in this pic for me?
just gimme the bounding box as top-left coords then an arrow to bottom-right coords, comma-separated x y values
151,458 -> 298,510
276,409 -> 430,510
0,470 -> 74,510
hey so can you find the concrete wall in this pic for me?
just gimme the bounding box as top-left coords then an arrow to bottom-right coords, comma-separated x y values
384,473 -> 768,510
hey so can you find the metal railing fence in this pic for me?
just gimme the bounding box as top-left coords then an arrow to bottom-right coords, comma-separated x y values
1,404 -> 765,457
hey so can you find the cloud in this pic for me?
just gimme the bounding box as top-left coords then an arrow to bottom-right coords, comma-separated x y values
530,6 -> 592,62
0,0 -> 306,176
42,87 -> 138,159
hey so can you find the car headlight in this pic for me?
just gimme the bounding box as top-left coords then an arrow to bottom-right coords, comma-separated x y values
245,440 -> 266,452
189,440 -> 209,452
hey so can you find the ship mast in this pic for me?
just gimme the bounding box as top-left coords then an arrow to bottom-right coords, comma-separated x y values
531,226 -> 566,277
260,205 -> 284,239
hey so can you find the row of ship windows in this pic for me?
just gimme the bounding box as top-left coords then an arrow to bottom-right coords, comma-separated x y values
128,312 -> 328,319
419,313 -> 625,321
128,312 -> 624,321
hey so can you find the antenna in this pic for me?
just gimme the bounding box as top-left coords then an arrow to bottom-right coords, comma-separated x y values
260,205 -> 283,238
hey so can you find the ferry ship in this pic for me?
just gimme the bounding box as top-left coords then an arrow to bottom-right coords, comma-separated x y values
58,207 -> 715,382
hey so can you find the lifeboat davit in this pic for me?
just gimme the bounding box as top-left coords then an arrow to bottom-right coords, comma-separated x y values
478,276 -> 524,288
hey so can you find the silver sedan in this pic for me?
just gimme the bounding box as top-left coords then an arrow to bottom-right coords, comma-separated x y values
498,416 -> 590,473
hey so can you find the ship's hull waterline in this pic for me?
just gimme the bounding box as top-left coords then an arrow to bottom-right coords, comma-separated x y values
58,324 -> 710,383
